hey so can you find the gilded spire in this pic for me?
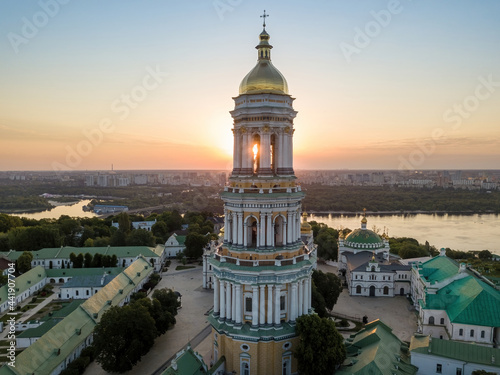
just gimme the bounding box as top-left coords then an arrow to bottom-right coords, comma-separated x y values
257,11 -> 272,61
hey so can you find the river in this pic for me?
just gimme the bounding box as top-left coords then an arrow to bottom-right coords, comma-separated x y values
10,201 -> 499,252
11,199 -> 97,220
309,213 -> 499,253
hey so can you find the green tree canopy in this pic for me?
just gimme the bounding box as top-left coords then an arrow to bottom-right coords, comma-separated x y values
184,232 -> 208,259
152,288 -> 180,317
125,229 -> 155,247
84,253 -> 93,268
312,225 -> 339,261
152,221 -> 169,241
17,251 -> 33,273
294,314 -> 346,375
93,304 -> 157,373
312,270 -> 343,311
117,212 -> 131,233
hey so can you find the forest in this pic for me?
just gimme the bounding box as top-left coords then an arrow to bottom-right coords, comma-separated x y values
301,184 -> 500,213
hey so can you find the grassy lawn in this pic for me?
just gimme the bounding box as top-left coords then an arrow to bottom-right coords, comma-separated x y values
28,302 -> 63,321
0,313 -> 21,324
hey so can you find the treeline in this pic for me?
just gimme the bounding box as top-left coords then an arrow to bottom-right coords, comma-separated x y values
0,211 -> 216,254
0,181 -> 223,213
302,184 -> 500,213
389,237 -> 438,259
0,196 -> 53,212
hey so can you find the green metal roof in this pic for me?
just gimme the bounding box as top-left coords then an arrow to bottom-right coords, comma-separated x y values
46,267 -> 124,278
3,246 -> 160,262
0,257 -> 153,375
61,273 -> 117,289
41,300 -> 85,320
417,256 -> 459,283
410,335 -> 500,368
161,345 -> 208,375
423,275 -> 500,326
345,229 -> 383,245
17,319 -> 60,338
337,320 -> 417,375
0,266 -> 46,302
175,235 -> 186,245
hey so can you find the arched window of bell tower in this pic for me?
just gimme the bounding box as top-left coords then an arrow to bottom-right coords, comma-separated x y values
271,134 -> 276,173
274,215 -> 285,246
245,216 -> 258,248
252,134 -> 260,174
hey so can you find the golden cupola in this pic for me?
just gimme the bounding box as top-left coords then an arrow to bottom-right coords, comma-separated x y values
239,26 -> 289,95
301,212 -> 312,233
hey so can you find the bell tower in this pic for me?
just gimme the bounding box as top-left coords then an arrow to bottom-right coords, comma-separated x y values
208,13 -> 317,375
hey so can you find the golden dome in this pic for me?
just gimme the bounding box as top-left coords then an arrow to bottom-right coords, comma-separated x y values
239,29 -> 289,95
301,212 -> 312,232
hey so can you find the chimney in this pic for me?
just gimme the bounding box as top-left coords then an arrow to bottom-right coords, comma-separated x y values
439,248 -> 446,257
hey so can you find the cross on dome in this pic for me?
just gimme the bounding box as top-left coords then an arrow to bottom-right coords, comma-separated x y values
260,10 -> 269,28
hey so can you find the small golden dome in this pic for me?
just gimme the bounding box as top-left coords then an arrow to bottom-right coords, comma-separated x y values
361,217 -> 368,224
301,212 -> 312,232
239,28 -> 289,95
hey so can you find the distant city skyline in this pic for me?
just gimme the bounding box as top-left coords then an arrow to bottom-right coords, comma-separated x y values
1,1 -> 499,171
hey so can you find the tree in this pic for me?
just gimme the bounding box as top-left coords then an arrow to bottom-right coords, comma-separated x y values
77,253 -> 84,268
184,232 -> 208,259
311,282 -> 328,318
8,225 -> 61,251
93,304 -> 157,373
0,233 -> 9,252
312,270 -> 342,311
294,314 -> 346,375
478,250 -> 492,260
58,216 -> 80,246
125,229 -> 155,247
109,230 -> 126,246
84,253 -> 93,268
91,253 -> 102,268
83,238 -> 94,247
17,251 -> 33,273
152,288 -> 180,317
314,226 -> 339,260
131,297 -> 175,336
152,221 -> 168,240
117,212 -> 131,234
0,214 -> 22,233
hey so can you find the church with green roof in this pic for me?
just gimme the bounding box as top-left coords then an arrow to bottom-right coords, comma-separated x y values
338,213 -> 412,297
411,250 -> 500,347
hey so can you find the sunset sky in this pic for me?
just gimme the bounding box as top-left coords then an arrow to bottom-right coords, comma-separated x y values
1,0 -> 499,171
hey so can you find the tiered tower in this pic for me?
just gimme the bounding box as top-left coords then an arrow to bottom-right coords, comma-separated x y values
208,13 -> 317,375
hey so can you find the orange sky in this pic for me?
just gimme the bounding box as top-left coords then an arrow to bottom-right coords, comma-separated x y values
1,1 -> 500,171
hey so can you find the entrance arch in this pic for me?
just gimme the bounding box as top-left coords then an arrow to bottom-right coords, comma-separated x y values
369,285 -> 376,297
